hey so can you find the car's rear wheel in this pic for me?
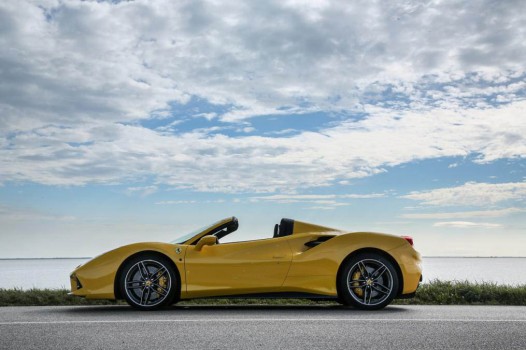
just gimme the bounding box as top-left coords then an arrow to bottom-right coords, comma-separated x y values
119,254 -> 177,310
338,253 -> 399,310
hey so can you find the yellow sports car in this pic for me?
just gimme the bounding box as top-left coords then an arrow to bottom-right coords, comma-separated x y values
70,217 -> 421,310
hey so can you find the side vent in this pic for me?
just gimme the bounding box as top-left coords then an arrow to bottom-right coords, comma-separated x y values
304,236 -> 335,248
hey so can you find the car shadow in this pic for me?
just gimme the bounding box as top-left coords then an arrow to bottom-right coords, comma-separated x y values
52,303 -> 410,316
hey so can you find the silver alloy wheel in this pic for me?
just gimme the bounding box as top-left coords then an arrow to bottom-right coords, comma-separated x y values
346,258 -> 394,306
124,259 -> 172,307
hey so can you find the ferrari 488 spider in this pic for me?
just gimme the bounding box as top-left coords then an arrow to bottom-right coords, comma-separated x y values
70,217 -> 421,310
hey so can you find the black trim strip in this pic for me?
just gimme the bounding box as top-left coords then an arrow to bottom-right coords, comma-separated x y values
396,292 -> 416,299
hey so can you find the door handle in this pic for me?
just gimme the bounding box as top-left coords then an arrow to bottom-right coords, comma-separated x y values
273,255 -> 285,259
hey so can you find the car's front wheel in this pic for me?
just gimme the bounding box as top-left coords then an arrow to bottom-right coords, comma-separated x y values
119,254 -> 177,310
338,253 -> 399,310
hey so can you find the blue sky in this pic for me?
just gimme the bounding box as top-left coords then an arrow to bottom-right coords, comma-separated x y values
0,0 -> 525,257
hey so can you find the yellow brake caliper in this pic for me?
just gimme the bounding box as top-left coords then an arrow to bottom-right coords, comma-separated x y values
157,272 -> 167,294
351,271 -> 363,297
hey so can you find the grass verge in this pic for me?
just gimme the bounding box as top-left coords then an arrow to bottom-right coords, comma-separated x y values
1,280 -> 525,307
395,280 -> 526,306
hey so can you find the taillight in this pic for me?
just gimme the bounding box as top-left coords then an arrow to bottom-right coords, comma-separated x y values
402,235 -> 414,246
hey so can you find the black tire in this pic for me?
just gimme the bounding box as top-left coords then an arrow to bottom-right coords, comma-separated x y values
338,252 -> 399,310
119,254 -> 178,310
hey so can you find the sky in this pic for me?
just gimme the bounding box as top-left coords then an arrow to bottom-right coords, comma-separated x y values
0,0 -> 525,258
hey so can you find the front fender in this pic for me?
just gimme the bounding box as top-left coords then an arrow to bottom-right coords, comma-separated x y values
70,242 -> 186,300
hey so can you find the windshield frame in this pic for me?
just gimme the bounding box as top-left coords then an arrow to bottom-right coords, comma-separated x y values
171,217 -> 238,245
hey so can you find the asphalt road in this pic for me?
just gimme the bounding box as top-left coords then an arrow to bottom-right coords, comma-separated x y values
1,305 -> 525,350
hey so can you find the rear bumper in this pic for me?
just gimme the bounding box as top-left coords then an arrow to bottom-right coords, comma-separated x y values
388,244 -> 422,295
396,275 -> 422,299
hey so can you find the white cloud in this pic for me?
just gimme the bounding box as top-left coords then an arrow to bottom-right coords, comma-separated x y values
1,101 -> 526,192
251,193 -> 384,208
193,113 -> 218,121
155,199 -> 225,205
402,182 -> 526,207
306,206 -> 340,211
266,129 -> 298,136
155,200 -> 198,205
433,221 -> 502,228
240,127 -> 255,133
1,0 -> 525,133
402,207 -> 525,219
125,185 -> 158,197
0,1 -> 525,193
253,193 -> 385,202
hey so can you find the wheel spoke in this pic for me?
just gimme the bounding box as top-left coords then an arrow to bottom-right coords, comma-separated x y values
139,287 -> 147,305
140,287 -> 151,305
372,265 -> 387,279
126,280 -> 143,289
348,277 -> 367,283
358,261 -> 369,278
363,286 -> 371,304
373,282 -> 391,294
372,285 -> 390,295
138,262 -> 149,279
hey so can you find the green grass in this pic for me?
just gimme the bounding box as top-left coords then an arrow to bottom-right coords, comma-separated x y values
1,280 -> 525,307
395,280 -> 526,306
0,288 -> 125,307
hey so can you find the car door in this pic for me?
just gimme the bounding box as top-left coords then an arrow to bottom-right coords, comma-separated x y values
184,237 -> 292,298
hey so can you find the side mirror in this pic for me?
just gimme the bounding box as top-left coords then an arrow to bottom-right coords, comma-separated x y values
195,236 -> 217,251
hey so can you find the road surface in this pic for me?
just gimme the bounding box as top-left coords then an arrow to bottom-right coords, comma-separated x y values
1,305 -> 525,349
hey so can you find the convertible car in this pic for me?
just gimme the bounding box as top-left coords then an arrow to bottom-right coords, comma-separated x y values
70,217 -> 421,310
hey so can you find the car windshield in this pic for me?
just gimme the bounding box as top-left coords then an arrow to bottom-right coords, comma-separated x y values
170,220 -> 224,244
